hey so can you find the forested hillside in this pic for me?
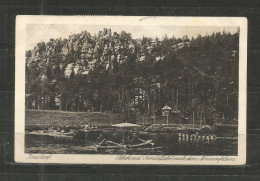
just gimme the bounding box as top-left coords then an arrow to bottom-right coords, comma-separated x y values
25,28 -> 239,125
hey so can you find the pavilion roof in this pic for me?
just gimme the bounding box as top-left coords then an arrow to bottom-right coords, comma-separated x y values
111,122 -> 141,128
162,105 -> 172,110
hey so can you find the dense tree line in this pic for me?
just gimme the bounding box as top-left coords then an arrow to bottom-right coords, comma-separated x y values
25,28 -> 239,125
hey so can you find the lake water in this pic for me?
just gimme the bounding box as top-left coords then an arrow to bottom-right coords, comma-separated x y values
25,132 -> 237,155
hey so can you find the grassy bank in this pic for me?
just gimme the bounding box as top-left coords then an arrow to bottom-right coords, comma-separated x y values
25,109 -> 124,128
24,109 -> 210,129
25,109 -> 237,137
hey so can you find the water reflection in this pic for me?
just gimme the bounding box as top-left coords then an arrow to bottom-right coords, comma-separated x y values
25,133 -> 237,155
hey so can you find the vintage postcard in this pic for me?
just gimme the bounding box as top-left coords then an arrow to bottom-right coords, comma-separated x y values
15,16 -> 247,165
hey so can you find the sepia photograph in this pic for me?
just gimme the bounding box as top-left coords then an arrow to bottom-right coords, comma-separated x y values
15,16 -> 247,165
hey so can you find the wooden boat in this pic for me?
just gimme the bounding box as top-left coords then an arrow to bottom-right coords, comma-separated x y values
26,131 -> 75,139
97,138 -> 154,150
97,140 -> 126,149
96,123 -> 154,150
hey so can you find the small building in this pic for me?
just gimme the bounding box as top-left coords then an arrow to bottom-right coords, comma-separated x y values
162,105 -> 172,116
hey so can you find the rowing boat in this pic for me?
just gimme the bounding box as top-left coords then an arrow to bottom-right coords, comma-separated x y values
96,123 -> 154,150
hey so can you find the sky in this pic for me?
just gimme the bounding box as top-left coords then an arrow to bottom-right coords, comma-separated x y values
26,24 -> 239,50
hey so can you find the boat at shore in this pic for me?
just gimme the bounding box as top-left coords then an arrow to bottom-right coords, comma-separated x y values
26,131 -> 75,139
96,123 -> 154,150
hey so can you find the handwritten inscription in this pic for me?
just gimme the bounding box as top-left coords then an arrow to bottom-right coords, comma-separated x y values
26,154 -> 52,160
115,155 -> 236,162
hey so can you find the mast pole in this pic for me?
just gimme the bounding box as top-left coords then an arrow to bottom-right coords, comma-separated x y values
192,84 -> 195,130
176,88 -> 178,110
153,90 -> 155,125
172,86 -> 174,109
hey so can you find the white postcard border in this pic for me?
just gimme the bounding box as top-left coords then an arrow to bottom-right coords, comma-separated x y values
15,16 -> 247,165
